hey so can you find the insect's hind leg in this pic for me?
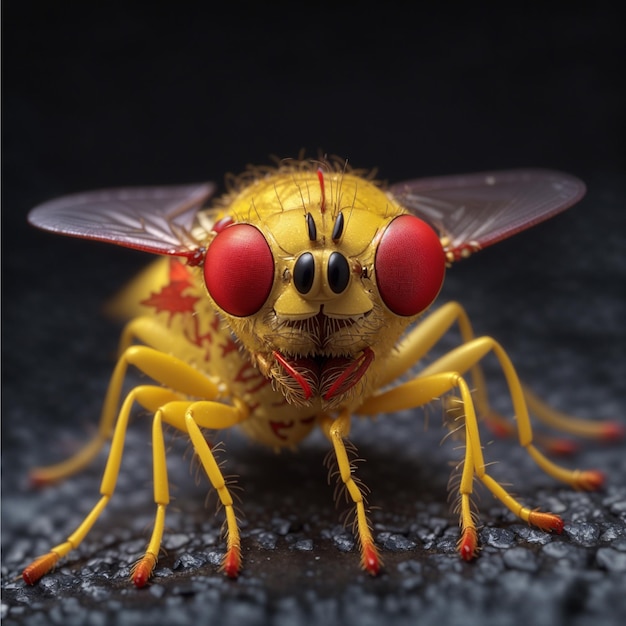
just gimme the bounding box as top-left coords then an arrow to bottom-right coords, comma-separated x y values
522,385 -> 623,445
23,385 -> 182,585
380,302 -> 619,452
419,336 -> 605,490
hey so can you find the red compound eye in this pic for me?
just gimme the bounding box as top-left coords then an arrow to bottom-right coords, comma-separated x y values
204,223 -> 274,317
375,215 -> 445,316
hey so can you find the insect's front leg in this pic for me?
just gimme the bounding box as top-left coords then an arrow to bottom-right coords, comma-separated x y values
132,398 -> 248,586
320,411 -> 380,575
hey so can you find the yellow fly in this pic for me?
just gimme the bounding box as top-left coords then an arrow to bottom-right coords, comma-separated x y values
23,157 -> 621,587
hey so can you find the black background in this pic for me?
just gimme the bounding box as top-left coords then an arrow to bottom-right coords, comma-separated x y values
2,3 -> 625,626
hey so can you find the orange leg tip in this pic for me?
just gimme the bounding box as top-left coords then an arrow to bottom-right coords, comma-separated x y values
22,552 -> 60,585
528,511 -> 564,534
577,469 -> 605,491
484,418 -> 513,439
458,528 -> 479,561
131,554 -> 157,588
546,438 -> 580,456
361,542 -> 381,576
28,471 -> 55,489
601,422 -> 625,441
222,547 -> 241,579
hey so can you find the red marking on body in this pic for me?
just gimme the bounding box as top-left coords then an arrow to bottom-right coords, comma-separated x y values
170,258 -> 193,281
142,259 -> 221,358
317,167 -> 326,214
362,542 -> 381,575
142,261 -> 198,321
270,420 -> 295,440
22,552 -> 59,585
300,415 -> 316,425
458,528 -> 478,561
234,361 -> 272,394
191,317 -> 212,343
142,283 -> 199,319
219,337 -> 238,358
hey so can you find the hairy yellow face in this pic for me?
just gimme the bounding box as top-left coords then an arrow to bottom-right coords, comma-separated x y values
201,163 -> 446,410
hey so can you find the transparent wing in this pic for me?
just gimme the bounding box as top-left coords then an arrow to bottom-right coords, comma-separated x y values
388,169 -> 586,261
28,183 -> 217,260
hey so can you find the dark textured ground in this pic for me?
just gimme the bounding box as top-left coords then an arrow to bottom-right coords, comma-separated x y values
2,4 -> 625,626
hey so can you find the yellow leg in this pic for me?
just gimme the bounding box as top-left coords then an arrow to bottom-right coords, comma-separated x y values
130,393 -> 249,586
377,302 -> 524,443
378,302 -> 488,403
23,385 -> 181,585
118,315 -> 189,357
130,409 -> 170,588
30,343 -> 220,485
320,410 -> 381,575
24,383 -> 247,586
522,385 -> 623,443
176,403 -> 244,578
102,395 -> 246,587
377,302 -> 621,452
417,337 -> 605,490
358,370 -> 571,560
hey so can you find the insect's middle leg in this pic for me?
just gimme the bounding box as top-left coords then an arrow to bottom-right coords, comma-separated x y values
320,411 -> 380,575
